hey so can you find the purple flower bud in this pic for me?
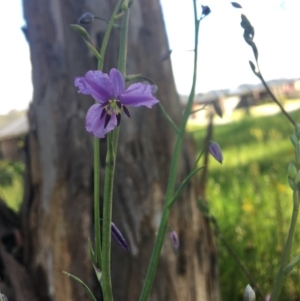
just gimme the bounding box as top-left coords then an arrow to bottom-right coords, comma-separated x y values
231,2 -> 242,8
169,231 -> 179,254
209,141 -> 223,164
111,222 -> 130,252
201,5 -> 211,16
78,12 -> 95,25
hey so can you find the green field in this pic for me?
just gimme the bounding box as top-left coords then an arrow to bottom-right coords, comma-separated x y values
190,108 -> 300,301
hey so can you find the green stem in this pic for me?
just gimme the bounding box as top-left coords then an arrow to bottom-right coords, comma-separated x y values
158,103 -> 179,134
139,3 -> 201,301
168,166 -> 204,208
100,3 -> 131,301
269,187 -> 300,301
98,0 -> 124,70
255,62 -> 295,126
112,0 -> 131,151
101,134 -> 115,301
93,0 -> 123,270
94,138 -> 102,267
118,1 -> 129,75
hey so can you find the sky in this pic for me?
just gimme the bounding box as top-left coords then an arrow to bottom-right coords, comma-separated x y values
0,0 -> 299,114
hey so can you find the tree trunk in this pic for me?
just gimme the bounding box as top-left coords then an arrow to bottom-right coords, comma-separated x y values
20,0 -> 220,301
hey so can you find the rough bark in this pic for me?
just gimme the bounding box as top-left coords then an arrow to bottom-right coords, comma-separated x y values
19,0 -> 220,301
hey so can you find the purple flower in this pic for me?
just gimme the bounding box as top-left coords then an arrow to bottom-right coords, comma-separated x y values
75,68 -> 159,138
209,141 -> 223,164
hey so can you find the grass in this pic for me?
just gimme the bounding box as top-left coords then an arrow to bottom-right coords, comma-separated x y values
190,107 -> 300,301
0,160 -> 24,212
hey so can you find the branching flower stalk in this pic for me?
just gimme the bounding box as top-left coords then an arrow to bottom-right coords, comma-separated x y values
240,14 -> 295,127
240,13 -> 299,301
138,2 -> 206,300
94,0 -> 124,270
73,1 -> 134,300
73,1 -> 212,301
75,1 -> 157,299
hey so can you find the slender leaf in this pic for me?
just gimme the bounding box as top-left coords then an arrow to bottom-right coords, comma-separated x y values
63,272 -> 97,301
84,40 -> 102,61
284,253 -> 300,275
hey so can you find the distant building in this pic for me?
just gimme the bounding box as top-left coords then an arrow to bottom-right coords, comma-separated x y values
183,78 -> 300,123
0,115 -> 29,161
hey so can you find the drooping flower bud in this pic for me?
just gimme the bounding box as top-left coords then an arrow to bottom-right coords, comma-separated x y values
169,230 -> 179,254
78,12 -> 95,25
209,141 -> 223,164
231,2 -> 242,8
212,100 -> 223,118
111,222 -> 130,252
201,5 -> 211,16
244,284 -> 256,301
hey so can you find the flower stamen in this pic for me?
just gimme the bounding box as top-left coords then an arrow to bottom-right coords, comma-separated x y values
116,114 -> 121,126
123,106 -> 130,118
104,114 -> 111,129
100,108 -> 106,119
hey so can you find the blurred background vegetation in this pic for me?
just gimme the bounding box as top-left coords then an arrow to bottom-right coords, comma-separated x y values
0,110 -> 26,212
1,105 -> 299,300
0,160 -> 24,212
190,107 -> 300,301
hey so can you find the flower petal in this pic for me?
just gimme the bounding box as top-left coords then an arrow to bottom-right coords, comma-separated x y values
85,104 -> 117,138
75,70 -> 113,103
119,83 -> 159,108
109,68 -> 125,98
